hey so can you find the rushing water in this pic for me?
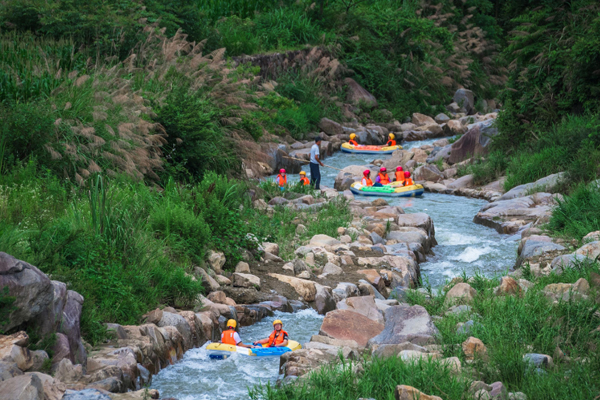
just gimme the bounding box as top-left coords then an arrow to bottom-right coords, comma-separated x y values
152,309 -> 323,400
153,137 -> 517,398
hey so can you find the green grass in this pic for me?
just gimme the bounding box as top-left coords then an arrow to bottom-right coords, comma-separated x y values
250,356 -> 470,400
547,183 -> 600,241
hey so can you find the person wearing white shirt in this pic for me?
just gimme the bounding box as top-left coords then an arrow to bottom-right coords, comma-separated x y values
310,137 -> 324,189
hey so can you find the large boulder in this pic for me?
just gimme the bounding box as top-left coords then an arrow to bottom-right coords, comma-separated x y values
0,253 -> 54,332
414,165 -> 444,183
0,373 -> 45,400
411,113 -> 436,127
336,296 -> 384,324
232,273 -> 261,290
344,78 -> 377,109
367,304 -> 439,347
575,241 -> 600,260
499,172 -> 565,200
319,310 -> 384,347
319,118 -> 343,136
448,119 -> 498,164
207,250 -> 226,274
268,274 -> 316,302
453,88 -> 475,114
157,312 -> 193,350
309,235 -> 341,247
445,283 -> 477,304
0,332 -> 33,371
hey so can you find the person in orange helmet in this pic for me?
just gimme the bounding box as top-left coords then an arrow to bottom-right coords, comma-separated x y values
403,170 -> 414,186
395,166 -> 405,183
221,319 -> 255,348
254,319 -> 289,348
361,170 -> 373,186
299,171 -> 310,185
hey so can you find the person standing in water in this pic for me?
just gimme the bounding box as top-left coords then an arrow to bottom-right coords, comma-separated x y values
310,138 -> 324,190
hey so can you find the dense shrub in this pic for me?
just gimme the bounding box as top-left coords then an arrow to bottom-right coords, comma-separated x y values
548,183 -> 600,240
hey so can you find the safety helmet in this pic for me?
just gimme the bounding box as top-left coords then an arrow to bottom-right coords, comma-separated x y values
273,319 -> 283,327
226,319 -> 237,329
396,166 -> 403,171
389,133 -> 395,140
299,171 -> 306,175
404,171 -> 411,178
279,169 -> 285,174
349,133 -> 356,139
380,167 -> 387,172
363,170 -> 370,176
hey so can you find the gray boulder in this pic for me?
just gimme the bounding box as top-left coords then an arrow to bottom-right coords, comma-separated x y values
157,312 -> 193,350
60,290 -> 87,366
344,78 -> 377,109
453,89 -> 475,114
448,119 -> 498,164
0,373 -> 45,400
367,304 -> 439,347
0,252 -> 54,332
499,173 -> 565,200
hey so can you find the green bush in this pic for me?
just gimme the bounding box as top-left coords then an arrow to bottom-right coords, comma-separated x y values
157,89 -> 241,181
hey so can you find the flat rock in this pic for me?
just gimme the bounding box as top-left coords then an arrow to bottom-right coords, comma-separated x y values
395,385 -> 442,400
232,273 -> 261,289
336,296 -> 384,324
310,234 -> 341,247
319,309 -> 384,347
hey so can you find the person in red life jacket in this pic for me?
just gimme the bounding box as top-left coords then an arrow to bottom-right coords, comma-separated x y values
386,133 -> 396,147
403,170 -> 414,186
395,166 -> 405,183
361,169 -> 373,186
221,319 -> 255,348
253,319 -> 289,348
276,169 -> 287,191
349,133 -> 359,146
299,170 -> 310,185
374,167 -> 390,186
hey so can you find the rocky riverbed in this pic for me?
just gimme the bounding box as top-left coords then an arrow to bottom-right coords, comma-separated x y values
2,95 -> 599,400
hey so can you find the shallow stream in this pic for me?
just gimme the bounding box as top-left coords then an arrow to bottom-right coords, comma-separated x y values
152,138 -> 518,398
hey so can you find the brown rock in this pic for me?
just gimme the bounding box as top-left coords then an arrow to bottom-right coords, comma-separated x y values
462,337 -> 488,361
493,277 -> 521,296
411,113 -> 436,127
144,309 -> 163,325
395,385 -> 443,400
590,272 -> 600,288
0,332 -> 33,371
356,269 -> 385,292
207,291 -> 227,304
319,310 -> 384,347
446,283 -> 477,304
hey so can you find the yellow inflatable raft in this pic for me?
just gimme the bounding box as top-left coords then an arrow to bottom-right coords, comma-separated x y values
206,340 -> 302,359
341,143 -> 401,155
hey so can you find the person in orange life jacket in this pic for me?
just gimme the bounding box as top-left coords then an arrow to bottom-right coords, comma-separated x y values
373,167 -> 390,187
349,133 -> 359,146
253,319 -> 289,348
299,170 -> 310,185
221,319 -> 255,348
361,169 -> 373,186
276,169 -> 287,191
386,133 -> 396,147
403,170 -> 414,186
395,166 -> 405,183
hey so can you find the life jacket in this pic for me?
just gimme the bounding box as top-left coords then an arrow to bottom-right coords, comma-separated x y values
361,177 -> 373,186
395,171 -> 405,182
300,176 -> 310,186
221,329 -> 238,345
378,173 -> 390,185
404,178 -> 414,186
386,140 -> 397,146
267,329 -> 289,347
277,174 -> 287,187
349,139 -> 358,146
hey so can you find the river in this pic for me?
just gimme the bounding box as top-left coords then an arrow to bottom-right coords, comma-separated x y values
152,138 -> 518,399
